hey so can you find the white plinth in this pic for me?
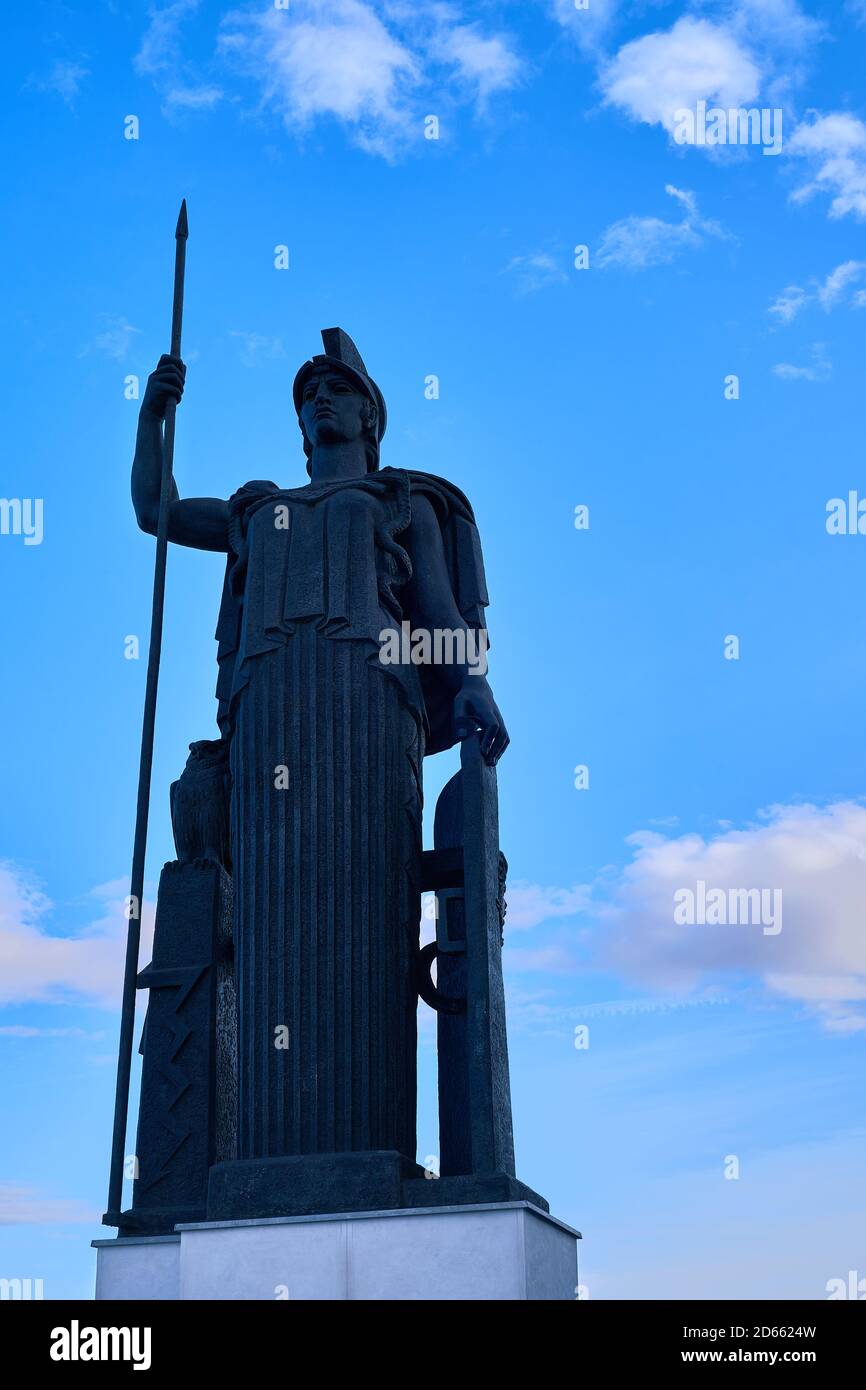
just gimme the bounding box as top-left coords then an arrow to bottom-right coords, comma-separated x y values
93,1233 -> 181,1301
93,1202 -> 579,1301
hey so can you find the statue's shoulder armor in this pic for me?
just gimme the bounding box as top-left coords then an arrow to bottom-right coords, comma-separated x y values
383,467 -> 476,525
230,480 -> 280,509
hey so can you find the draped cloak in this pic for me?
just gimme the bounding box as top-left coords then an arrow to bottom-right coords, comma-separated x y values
212,467 -> 489,1162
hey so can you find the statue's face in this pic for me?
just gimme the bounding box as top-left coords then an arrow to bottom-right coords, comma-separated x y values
299,369 -> 368,448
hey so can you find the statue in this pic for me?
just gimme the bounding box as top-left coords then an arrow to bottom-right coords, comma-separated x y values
113,324 -> 546,1230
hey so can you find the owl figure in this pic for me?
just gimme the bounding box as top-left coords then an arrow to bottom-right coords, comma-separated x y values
170,738 -> 231,873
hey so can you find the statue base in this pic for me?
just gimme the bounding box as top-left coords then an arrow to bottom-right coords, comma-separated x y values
205,1150 -> 550,1222
207,1150 -> 424,1221
93,1201 -> 580,1301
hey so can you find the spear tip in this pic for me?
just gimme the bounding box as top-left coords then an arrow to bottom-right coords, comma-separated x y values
175,199 -> 189,240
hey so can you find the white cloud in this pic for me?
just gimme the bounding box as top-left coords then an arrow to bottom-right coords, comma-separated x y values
136,0 -> 224,114
768,283 -> 808,322
597,183 -> 727,271
0,863 -> 153,1009
597,800 -> 866,1031
505,943 -> 581,974
135,0 -> 200,78
163,83 -> 224,110
0,1026 -> 106,1039
213,2 -> 522,157
0,1183 -> 97,1226
430,22 -> 521,104
503,981 -> 733,1038
597,2 -> 821,151
230,330 -> 286,366
135,4 -> 523,154
219,1 -> 419,156
29,60 -> 90,106
600,16 -> 760,138
786,112 -> 866,220
550,0 -> 621,55
503,252 -> 569,294
80,315 -> 142,362
817,259 -> 866,307
506,881 -> 592,931
768,261 -> 866,322
733,0 -> 822,56
772,341 -> 831,381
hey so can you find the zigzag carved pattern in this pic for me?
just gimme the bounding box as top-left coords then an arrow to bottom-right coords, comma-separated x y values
136,965 -> 208,1194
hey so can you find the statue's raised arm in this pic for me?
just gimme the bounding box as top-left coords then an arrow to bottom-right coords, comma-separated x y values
131,354 -> 229,552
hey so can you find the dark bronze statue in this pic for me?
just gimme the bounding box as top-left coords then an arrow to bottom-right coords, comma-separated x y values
115,327 -> 545,1231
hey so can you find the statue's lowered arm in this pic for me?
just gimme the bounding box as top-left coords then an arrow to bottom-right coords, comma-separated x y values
404,490 -> 509,764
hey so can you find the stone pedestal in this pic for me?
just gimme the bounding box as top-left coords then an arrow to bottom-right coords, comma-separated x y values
114,859 -> 235,1236
93,1233 -> 181,1301
94,1202 -> 580,1301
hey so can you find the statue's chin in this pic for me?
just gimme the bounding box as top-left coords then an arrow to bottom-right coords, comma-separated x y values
312,428 -> 347,447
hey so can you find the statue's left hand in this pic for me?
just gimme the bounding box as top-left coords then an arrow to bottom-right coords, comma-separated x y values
454,678 -> 509,764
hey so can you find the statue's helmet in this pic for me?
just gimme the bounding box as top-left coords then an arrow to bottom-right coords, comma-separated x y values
293,327 -> 387,471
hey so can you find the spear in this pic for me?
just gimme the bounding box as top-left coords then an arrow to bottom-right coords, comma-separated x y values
105,199 -> 188,1225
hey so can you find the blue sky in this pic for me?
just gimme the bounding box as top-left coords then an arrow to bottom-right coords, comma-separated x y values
1,0 -> 866,1299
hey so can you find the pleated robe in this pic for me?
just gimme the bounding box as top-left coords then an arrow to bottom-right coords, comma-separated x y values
214,467 -> 489,1164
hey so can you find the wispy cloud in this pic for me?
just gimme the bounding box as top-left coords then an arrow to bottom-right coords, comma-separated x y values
79,315 -> 142,362
136,0 -> 201,78
230,330 -> 286,366
504,982 -> 733,1037
0,862 -> 153,1009
769,260 -> 866,322
163,83 -> 224,111
505,943 -> 582,974
597,184 -> 727,271
502,251 -> 569,295
506,881 -> 592,930
27,60 -> 90,107
429,21 -> 521,106
817,259 -> 866,306
786,111 -> 866,220
219,2 -> 418,156
136,0 -> 224,115
129,1 -> 525,158
772,341 -> 832,381
550,0 -> 621,56
596,800 -> 866,1031
768,283 -> 809,323
0,1026 -> 107,1040
0,1183 -> 97,1226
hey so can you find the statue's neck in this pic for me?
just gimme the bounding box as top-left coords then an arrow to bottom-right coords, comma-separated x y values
309,442 -> 367,484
